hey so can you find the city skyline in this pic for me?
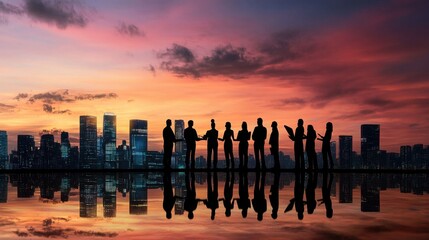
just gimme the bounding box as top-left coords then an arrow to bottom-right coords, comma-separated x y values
1,0 -> 429,156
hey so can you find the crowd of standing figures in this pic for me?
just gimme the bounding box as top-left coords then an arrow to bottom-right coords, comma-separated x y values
163,118 -> 334,170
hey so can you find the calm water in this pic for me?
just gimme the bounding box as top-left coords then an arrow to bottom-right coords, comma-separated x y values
0,172 -> 428,239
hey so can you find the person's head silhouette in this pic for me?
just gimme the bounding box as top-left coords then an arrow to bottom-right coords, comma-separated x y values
271,121 -> 277,128
188,211 -> 194,220
327,122 -> 333,132
225,122 -> 231,129
242,121 -> 248,131
298,119 -> 303,126
166,119 -> 172,127
188,120 -> 194,128
308,124 -> 314,132
257,118 -> 263,127
211,119 -> 216,129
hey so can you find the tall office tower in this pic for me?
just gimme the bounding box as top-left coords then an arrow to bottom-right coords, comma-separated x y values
117,140 -> 130,169
97,135 -> 104,169
103,174 -> 117,218
339,136 -> 353,169
130,120 -> 148,169
339,174 -> 353,203
40,134 -> 55,169
0,131 -> 7,169
80,116 -> 97,169
80,174 -> 98,218
174,120 -> 186,169
60,132 -> 71,168
103,113 -> 117,169
17,135 -> 35,169
330,141 -> 337,166
129,173 -> 148,215
361,174 -> 380,212
70,146 -> 79,169
412,144 -> 424,169
400,145 -> 412,170
361,124 -> 380,169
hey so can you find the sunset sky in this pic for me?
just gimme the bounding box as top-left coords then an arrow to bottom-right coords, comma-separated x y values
1,0 -> 428,155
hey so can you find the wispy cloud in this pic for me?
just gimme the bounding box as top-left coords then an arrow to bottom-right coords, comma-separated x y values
116,22 -> 144,37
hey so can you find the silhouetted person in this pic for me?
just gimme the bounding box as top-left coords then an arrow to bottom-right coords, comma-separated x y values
204,171 -> 219,220
220,171 -> 234,217
252,171 -> 267,221
163,119 -> 183,169
286,119 -> 305,170
318,122 -> 334,170
219,122 -> 235,169
285,171 -> 305,220
318,172 -> 334,218
252,118 -> 267,169
184,120 -> 202,169
163,172 -> 176,219
305,125 -> 318,170
203,119 -> 219,169
269,171 -> 280,219
184,171 -> 204,219
235,122 -> 251,169
269,121 -> 280,170
306,172 -> 318,214
234,171 -> 251,218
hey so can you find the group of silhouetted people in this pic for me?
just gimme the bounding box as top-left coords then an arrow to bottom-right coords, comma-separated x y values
163,171 -> 334,221
163,118 -> 334,171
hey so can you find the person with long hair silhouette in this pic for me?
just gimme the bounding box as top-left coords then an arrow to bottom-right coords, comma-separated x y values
318,122 -> 334,170
234,171 -> 251,218
183,171 -> 204,220
269,121 -> 280,170
204,171 -> 219,220
235,122 -> 251,170
218,122 -> 235,169
305,125 -> 318,170
318,172 -> 333,218
269,171 -> 280,219
163,119 -> 183,169
184,120 -> 203,169
203,119 -> 219,169
252,118 -> 267,170
306,171 -> 318,215
219,171 -> 234,217
163,171 -> 176,219
252,171 -> 267,221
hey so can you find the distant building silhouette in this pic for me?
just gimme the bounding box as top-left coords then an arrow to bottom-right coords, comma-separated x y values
330,141 -> 337,167
339,136 -> 353,169
40,134 -> 55,169
70,146 -> 79,169
0,174 -> 7,203
361,124 -> 380,169
80,116 -> 98,169
117,140 -> 131,169
400,145 -> 412,170
0,131 -> 7,169
17,135 -> 35,169
130,120 -> 148,169
103,113 -> 117,169
60,132 -> 71,168
97,135 -> 104,168
175,120 -> 187,169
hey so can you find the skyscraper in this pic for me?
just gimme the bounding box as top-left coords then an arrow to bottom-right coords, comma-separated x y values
361,124 -> 380,169
97,135 -> 104,169
17,135 -> 35,169
174,120 -> 186,169
40,134 -> 55,169
103,113 -> 117,169
130,120 -> 148,169
400,145 -> 412,170
80,116 -> 97,169
117,140 -> 130,169
0,131 -> 7,169
339,136 -> 353,169
60,132 -> 71,168
330,141 -> 337,167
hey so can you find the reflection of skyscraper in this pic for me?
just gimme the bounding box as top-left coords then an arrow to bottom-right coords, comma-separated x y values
103,113 -> 117,169
80,116 -> 97,169
129,173 -> 148,215
80,174 -> 98,218
361,124 -> 380,169
339,174 -> 352,203
17,174 -> 35,198
0,131 -> 7,169
103,174 -> 117,218
18,135 -> 35,169
175,120 -> 186,169
40,134 -> 55,169
60,176 -> 71,202
130,120 -> 148,169
339,136 -> 353,169
361,174 -> 380,212
174,172 -> 186,215
61,132 -> 71,168
0,174 -> 7,203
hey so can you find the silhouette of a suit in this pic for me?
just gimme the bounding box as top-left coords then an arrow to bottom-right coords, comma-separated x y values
204,120 -> 219,169
252,118 -> 267,169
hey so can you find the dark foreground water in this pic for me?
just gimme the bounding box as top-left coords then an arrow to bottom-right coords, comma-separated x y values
0,172 -> 428,239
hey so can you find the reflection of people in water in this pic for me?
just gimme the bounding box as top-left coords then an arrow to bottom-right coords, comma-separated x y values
219,122 -> 235,169
319,173 -> 334,218
204,172 -> 219,220
220,171 -> 234,217
252,171 -> 267,221
269,171 -> 280,219
285,172 -> 305,220
252,118 -> 267,169
184,120 -> 203,169
163,172 -> 176,219
318,122 -> 334,170
235,122 -> 250,169
234,171 -> 251,218
163,119 -> 183,169
269,121 -> 280,170
305,125 -> 318,170
183,171 -> 204,219
204,119 -> 219,169
306,172 -> 318,214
